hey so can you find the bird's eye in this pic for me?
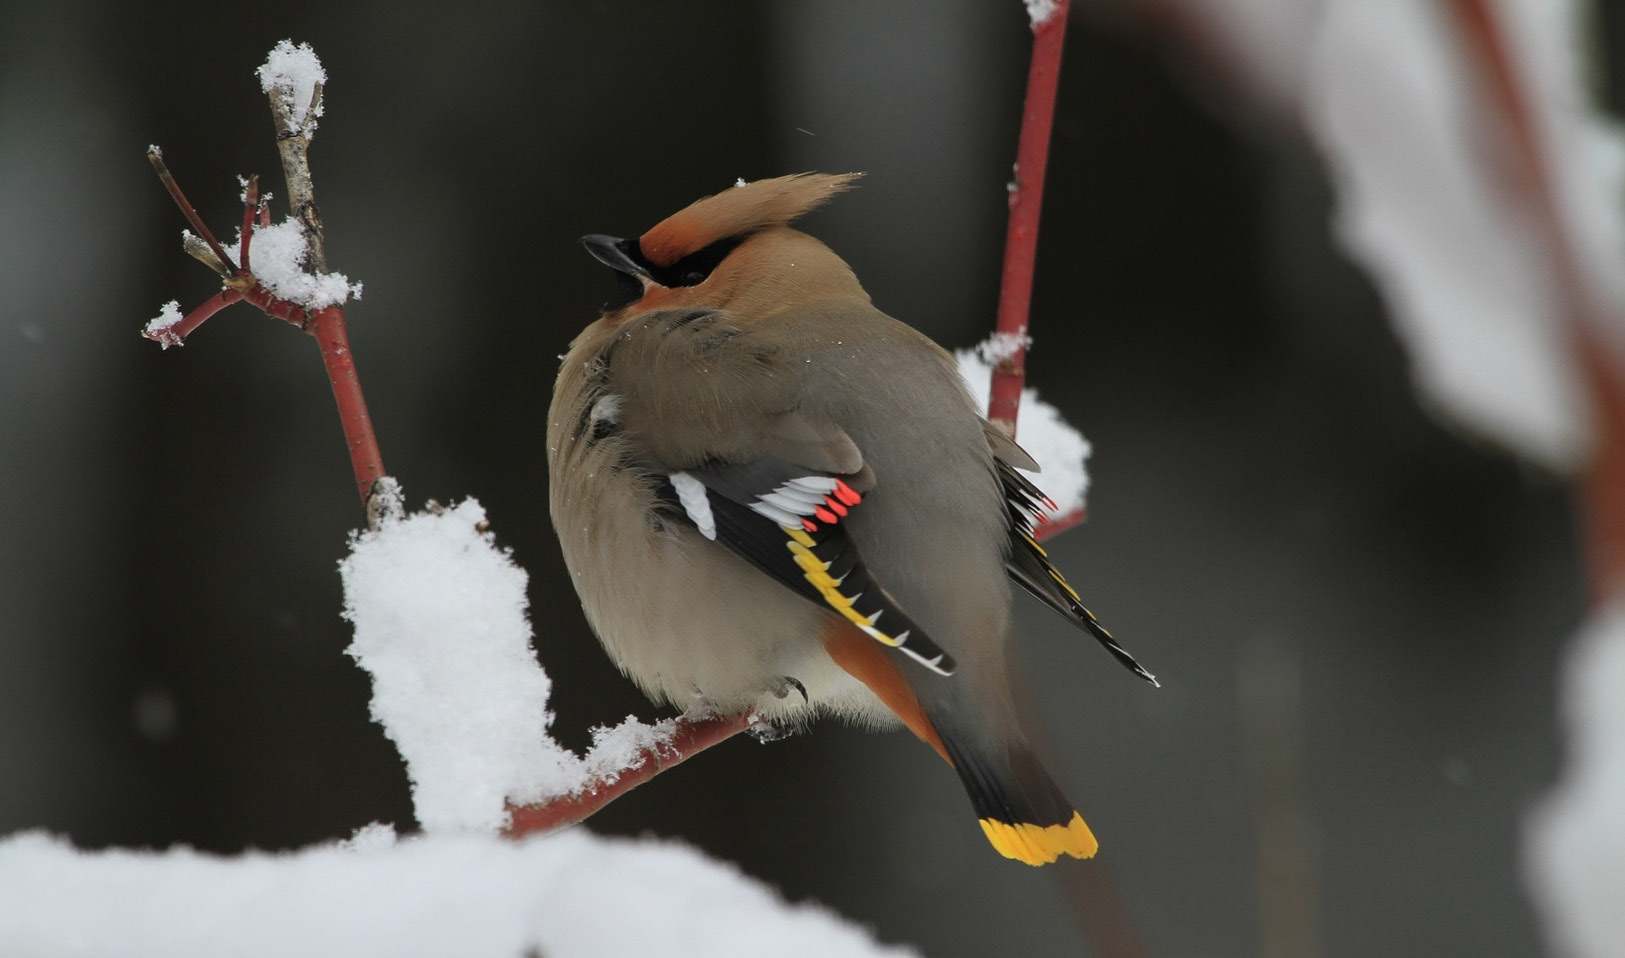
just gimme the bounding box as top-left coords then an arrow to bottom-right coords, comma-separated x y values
651,235 -> 745,289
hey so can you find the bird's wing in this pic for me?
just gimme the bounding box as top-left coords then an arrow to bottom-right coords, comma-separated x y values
657,457 -> 954,675
991,437 -> 1159,687
601,307 -> 953,675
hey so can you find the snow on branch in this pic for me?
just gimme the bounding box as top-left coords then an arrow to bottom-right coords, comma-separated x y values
142,41 -> 382,507
259,40 -> 333,279
143,300 -> 185,348
1527,602 -> 1625,958
341,499 -> 571,832
340,498 -> 716,834
245,219 -> 362,309
257,39 -> 326,137
1025,0 -> 1063,29
957,336 -> 1091,531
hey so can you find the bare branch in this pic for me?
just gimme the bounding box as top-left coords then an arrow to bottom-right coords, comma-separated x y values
504,712 -> 758,838
266,80 -> 329,273
148,148 -> 236,275
988,0 -> 1071,438
145,49 -> 384,510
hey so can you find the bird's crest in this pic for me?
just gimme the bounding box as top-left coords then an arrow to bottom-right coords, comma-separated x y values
639,172 -> 861,268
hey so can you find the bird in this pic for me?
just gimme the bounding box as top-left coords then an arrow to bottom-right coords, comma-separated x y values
547,173 -> 1155,865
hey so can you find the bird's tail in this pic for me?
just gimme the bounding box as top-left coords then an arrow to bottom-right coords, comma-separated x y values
820,620 -> 1095,865
940,734 -> 1097,866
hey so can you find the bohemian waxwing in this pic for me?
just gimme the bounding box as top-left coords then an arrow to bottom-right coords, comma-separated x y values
548,173 -> 1155,865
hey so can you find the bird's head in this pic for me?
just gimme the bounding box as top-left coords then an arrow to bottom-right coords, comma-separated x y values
582,172 -> 867,320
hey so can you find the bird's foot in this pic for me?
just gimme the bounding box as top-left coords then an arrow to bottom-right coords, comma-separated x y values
771,675 -> 809,703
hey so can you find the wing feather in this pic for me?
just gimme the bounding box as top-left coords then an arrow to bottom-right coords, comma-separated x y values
657,457 -> 957,676
995,453 -> 1159,687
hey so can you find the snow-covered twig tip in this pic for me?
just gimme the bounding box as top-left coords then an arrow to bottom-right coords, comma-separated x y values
1025,0 -> 1062,28
257,40 -> 326,137
143,301 -> 185,349
957,339 -> 1091,531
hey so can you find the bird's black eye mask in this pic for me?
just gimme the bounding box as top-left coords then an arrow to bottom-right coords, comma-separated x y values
649,235 -> 746,289
582,233 -> 748,312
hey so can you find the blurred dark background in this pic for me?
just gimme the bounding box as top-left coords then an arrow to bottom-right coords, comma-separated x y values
1,2 -> 1612,955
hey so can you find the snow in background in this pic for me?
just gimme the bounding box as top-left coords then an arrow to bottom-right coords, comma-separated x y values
956,336 -> 1091,520
1498,0 -> 1625,341
0,827 -> 916,958
1526,603 -> 1625,958
1306,1 -> 1591,469
1296,3 -> 1625,951
1171,0 -> 1625,471
1167,0 -> 1625,950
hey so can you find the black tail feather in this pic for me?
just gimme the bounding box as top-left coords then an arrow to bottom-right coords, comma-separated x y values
939,734 -> 1097,866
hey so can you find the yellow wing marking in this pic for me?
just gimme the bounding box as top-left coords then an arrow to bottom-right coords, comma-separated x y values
786,533 -> 902,646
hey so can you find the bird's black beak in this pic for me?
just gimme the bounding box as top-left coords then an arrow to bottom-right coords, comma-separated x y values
580,234 -> 650,278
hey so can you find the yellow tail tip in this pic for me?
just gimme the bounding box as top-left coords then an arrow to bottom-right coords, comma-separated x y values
978,812 -> 1098,865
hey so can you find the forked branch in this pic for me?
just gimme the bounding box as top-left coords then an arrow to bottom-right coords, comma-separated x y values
145,71 -> 386,511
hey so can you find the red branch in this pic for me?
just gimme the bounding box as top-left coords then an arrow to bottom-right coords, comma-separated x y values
145,148 -> 387,509
309,305 -> 387,505
988,0 -> 1072,437
1447,0 -> 1625,599
150,289 -> 244,345
998,0 -> 1081,542
503,712 -> 758,838
239,174 -> 263,272
149,150 -> 237,273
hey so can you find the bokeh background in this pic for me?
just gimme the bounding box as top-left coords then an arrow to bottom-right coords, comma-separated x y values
2,2 -> 1617,955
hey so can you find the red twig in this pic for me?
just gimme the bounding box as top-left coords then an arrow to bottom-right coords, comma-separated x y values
235,281 -> 311,327
504,712 -> 758,838
148,289 -> 244,347
988,0 -> 1071,437
1447,0 -> 1625,599
996,0 -> 1079,542
148,149 -> 237,274
309,305 -> 387,505
146,140 -> 386,508
239,175 -> 260,273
